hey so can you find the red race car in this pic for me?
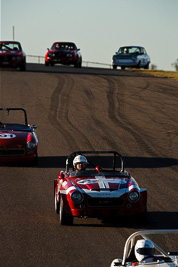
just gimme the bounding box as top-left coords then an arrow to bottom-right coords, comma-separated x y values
54,151 -> 147,225
0,108 -> 38,165
45,42 -> 82,67
0,41 -> 26,71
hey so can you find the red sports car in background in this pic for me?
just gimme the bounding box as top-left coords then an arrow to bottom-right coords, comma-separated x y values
54,151 -> 147,225
45,42 -> 82,67
0,108 -> 38,165
0,41 -> 26,71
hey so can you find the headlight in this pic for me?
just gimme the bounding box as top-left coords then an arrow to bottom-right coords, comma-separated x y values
26,141 -> 36,150
48,53 -> 54,57
71,191 -> 83,204
128,191 -> 140,202
66,53 -> 73,58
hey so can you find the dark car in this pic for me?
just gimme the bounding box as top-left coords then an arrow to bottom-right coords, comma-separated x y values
0,108 -> 38,165
45,42 -> 82,68
0,41 -> 26,71
54,151 -> 147,225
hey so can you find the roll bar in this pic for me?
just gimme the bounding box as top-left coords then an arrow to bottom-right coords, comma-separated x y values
66,151 -> 125,173
0,108 -> 28,125
122,229 -> 178,265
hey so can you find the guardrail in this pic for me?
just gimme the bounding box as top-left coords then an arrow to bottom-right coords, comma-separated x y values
26,55 -> 112,69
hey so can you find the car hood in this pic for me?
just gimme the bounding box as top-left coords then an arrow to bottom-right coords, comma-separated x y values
113,53 -> 137,59
0,130 -> 29,148
48,49 -> 75,53
70,175 -> 131,198
0,50 -> 22,56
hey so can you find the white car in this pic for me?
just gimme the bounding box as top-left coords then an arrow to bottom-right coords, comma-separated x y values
110,229 -> 178,267
112,46 -> 150,70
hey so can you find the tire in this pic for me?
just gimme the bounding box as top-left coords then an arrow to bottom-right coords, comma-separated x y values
74,58 -> 80,68
55,190 -> 59,214
113,65 -> 117,70
135,208 -> 147,225
20,61 -> 26,71
59,197 -> 73,225
27,154 -> 38,166
144,63 -> 149,69
45,61 -> 49,66
121,66 -> 125,70
136,61 -> 141,69
79,60 -> 82,68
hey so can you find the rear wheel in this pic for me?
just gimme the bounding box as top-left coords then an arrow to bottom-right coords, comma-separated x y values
113,65 -> 117,69
59,197 -> 73,225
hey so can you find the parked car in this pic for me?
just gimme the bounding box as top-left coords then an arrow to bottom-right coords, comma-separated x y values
0,41 -> 26,71
54,151 -> 147,225
110,229 -> 178,267
112,46 -> 150,70
0,108 -> 38,165
45,42 -> 82,67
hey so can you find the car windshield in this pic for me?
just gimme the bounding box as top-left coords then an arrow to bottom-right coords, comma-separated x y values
0,109 -> 27,126
118,47 -> 141,54
0,42 -> 21,51
52,43 -> 76,50
0,123 -> 31,131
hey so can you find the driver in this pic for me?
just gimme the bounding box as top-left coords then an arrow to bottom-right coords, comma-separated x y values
73,155 -> 88,171
134,239 -> 155,263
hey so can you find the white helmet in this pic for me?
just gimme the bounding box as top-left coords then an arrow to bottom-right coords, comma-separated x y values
73,155 -> 88,169
135,239 -> 154,262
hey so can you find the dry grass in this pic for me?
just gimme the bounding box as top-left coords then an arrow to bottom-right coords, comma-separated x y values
132,69 -> 178,81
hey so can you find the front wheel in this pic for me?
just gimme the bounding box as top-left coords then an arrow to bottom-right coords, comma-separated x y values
55,190 -> 59,214
136,61 -> 141,69
144,63 -> 149,69
59,197 -> 73,225
20,61 -> 26,71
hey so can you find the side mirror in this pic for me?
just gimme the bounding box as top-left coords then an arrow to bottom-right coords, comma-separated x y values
77,48 -> 80,51
58,171 -> 64,179
95,166 -> 101,172
32,124 -> 37,129
47,48 -> 49,51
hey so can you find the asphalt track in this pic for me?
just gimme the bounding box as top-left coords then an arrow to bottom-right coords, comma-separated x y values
0,64 -> 178,267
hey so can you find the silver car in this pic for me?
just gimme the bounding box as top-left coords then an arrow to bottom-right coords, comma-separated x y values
110,229 -> 178,267
112,46 -> 150,70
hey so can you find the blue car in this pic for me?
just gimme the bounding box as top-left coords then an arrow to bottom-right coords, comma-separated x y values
112,46 -> 150,70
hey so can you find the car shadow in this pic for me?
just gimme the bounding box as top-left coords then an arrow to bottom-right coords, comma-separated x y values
24,63 -> 159,78
2,155 -> 177,168
36,155 -> 178,169
1,155 -> 178,169
72,211 -> 178,228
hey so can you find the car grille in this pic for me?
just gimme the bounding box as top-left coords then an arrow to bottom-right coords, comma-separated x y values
55,52 -> 67,57
0,55 -> 12,61
0,148 -> 25,156
88,197 -> 124,207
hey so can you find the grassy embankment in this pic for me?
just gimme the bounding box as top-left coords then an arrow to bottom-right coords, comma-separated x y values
132,69 -> 178,81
